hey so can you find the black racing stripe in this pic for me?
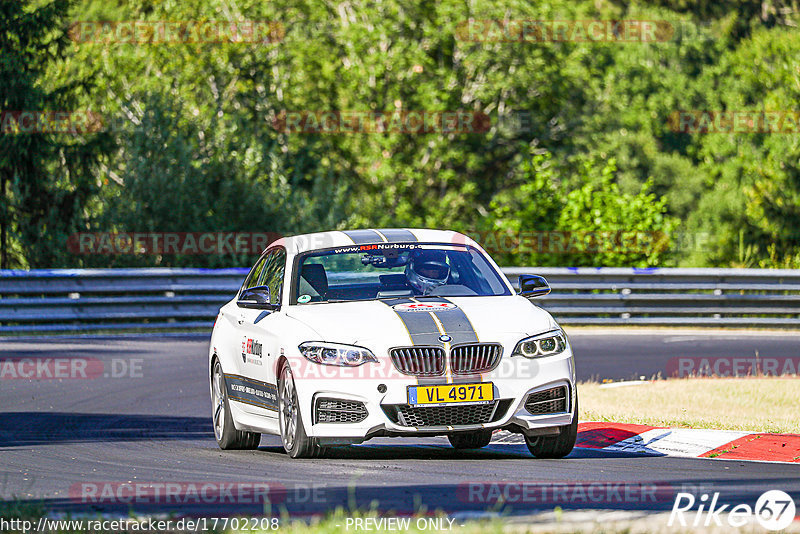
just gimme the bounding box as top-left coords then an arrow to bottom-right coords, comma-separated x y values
433,307 -> 479,344
225,374 -> 278,411
342,229 -> 384,244
378,229 -> 417,242
413,297 -> 479,345
382,300 -> 443,346
396,310 -> 443,346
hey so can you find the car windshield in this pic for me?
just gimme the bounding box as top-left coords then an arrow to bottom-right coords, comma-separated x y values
293,243 -> 511,304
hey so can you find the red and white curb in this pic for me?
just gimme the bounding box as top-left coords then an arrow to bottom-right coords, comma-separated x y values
493,423 -> 800,463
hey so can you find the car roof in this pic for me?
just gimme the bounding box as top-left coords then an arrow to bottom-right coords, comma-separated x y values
268,229 -> 481,255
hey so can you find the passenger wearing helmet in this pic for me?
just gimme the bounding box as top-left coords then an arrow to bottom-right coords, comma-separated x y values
405,250 -> 450,295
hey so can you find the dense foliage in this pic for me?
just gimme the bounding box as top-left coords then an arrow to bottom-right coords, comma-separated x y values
1,0 -> 798,268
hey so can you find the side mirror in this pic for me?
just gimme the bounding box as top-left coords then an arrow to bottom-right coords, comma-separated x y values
518,274 -> 551,298
238,285 -> 275,309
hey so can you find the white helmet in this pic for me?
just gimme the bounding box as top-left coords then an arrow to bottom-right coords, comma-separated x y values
405,250 -> 450,294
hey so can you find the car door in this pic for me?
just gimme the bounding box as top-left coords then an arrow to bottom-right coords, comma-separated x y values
218,252 -> 267,375
233,247 -> 287,416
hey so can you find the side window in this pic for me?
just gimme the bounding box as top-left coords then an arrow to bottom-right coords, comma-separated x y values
242,255 -> 269,293
263,249 -> 286,305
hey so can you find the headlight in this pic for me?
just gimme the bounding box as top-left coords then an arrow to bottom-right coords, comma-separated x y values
512,330 -> 567,358
298,342 -> 378,367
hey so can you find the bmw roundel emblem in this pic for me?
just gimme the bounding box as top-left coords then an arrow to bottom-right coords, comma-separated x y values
438,334 -> 452,343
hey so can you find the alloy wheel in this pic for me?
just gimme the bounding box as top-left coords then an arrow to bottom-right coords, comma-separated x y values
279,367 -> 298,450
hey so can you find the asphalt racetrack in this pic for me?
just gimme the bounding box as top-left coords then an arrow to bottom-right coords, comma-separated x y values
1,329 -> 799,519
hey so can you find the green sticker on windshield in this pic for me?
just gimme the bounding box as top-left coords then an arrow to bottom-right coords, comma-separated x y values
297,294 -> 311,304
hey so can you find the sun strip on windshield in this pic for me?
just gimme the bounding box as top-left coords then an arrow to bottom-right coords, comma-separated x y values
327,243 -> 468,254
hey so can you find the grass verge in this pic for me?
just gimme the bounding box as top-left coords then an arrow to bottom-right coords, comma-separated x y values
579,377 -> 800,433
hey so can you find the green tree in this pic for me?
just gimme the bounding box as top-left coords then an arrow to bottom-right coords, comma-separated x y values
483,150 -> 562,265
0,0 -> 109,268
685,25 -> 800,266
488,153 -> 676,267
5,0 -> 797,269
556,161 -> 675,267
91,92 -> 348,267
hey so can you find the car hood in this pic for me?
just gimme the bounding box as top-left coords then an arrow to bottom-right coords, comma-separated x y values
284,296 -> 557,346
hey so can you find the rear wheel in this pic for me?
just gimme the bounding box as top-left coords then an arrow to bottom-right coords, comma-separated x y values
525,395 -> 578,459
448,430 -> 493,449
211,360 -> 261,450
278,364 -> 324,458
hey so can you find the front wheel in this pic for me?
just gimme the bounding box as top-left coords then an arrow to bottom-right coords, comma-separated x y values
211,360 -> 261,450
278,364 -> 323,458
448,430 -> 493,449
525,395 -> 578,459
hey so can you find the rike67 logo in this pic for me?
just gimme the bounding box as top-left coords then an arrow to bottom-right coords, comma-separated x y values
669,490 -> 796,530
241,338 -> 263,366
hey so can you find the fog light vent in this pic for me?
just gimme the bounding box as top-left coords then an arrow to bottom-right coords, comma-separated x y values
314,398 -> 368,424
524,386 -> 568,415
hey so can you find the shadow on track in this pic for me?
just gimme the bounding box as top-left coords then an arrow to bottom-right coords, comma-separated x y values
0,412 -> 211,447
256,442 -> 532,460
0,412 -> 663,459
252,441 -> 662,460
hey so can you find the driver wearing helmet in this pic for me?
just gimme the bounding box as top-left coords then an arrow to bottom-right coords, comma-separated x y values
405,249 -> 450,295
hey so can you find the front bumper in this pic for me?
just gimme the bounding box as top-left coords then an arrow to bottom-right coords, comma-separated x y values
292,348 -> 576,444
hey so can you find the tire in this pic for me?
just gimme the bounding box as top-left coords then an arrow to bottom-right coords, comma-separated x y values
448,430 -> 493,449
278,364 -> 324,458
525,395 -> 578,459
211,360 -> 261,450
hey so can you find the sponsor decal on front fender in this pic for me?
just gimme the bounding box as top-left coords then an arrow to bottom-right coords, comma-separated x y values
241,337 -> 263,366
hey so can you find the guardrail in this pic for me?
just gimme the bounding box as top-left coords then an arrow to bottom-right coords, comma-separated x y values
1,267 -> 798,334
505,267 -> 800,327
0,268 -> 247,334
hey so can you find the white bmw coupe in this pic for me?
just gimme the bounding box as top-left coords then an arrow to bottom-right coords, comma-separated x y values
208,229 -> 577,458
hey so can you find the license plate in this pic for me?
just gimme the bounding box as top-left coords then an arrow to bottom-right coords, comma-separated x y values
407,383 -> 494,406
